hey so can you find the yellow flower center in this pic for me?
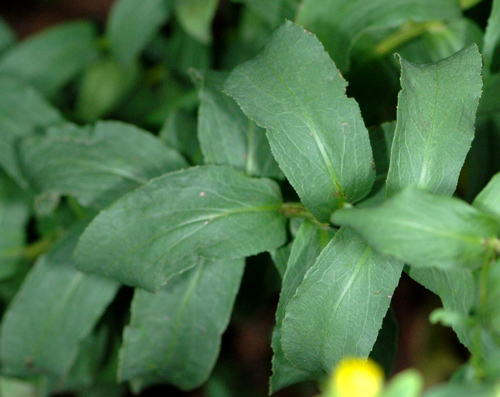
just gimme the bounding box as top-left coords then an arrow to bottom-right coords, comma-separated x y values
327,357 -> 384,397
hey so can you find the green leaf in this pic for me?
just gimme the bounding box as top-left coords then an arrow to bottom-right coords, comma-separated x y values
381,370 -> 423,397
386,45 -> 482,197
196,70 -> 282,179
0,77 -> 64,187
473,172 -> 500,222
296,0 -> 460,72
175,0 -> 218,43
225,22 -> 375,222
269,242 -> 292,279
409,267 -> 474,350
333,187 -> 498,271
74,165 -> 286,292
281,227 -> 403,373
20,121 -> 188,209
231,0 -> 293,28
107,0 -> 173,66
0,18 -> 15,55
0,172 -> 30,280
0,223 -> 119,379
75,57 -> 139,122
0,21 -> 98,97
483,0 -> 500,74
119,258 -> 244,391
271,221 -> 334,393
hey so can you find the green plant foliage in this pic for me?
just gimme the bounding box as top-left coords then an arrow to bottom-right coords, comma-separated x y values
226,22 -> 375,222
386,45 -> 482,197
0,223 -> 119,379
107,0 -> 173,66
281,227 -> 402,373
20,121 -> 188,209
3,1 -> 500,395
0,21 -> 98,97
75,166 -> 286,291
333,187 -> 498,270
119,258 -> 244,391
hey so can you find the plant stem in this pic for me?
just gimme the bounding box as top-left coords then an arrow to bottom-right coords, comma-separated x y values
24,237 -> 53,261
373,20 -> 446,58
279,202 -> 330,229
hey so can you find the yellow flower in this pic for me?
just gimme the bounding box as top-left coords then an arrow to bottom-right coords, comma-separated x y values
326,357 -> 384,397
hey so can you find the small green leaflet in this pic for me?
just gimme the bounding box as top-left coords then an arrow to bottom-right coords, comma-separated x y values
196,70 -> 282,179
226,22 -> 375,222
119,258 -> 244,391
0,21 -> 98,97
107,0 -> 173,66
409,267 -> 475,350
473,172 -> 500,222
0,77 -> 64,187
271,220 -> 334,393
20,121 -> 188,209
74,165 -> 286,292
0,223 -> 119,379
386,45 -> 482,197
333,187 -> 499,271
281,227 -> 402,373
174,0 -> 218,43
0,172 -> 30,281
296,0 -> 461,71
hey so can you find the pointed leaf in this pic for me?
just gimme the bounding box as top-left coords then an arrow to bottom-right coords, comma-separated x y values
271,221 -> 334,393
20,121 -> 188,209
296,0 -> 460,72
386,45 -> 482,196
473,172 -> 500,222
0,21 -> 98,97
119,258 -> 244,391
226,22 -> 375,222
281,227 -> 403,373
0,172 -> 30,280
0,223 -> 119,379
107,0 -> 173,66
0,77 -> 64,187
333,187 -> 498,270
196,70 -> 282,179
175,0 -> 218,43
75,165 -> 286,291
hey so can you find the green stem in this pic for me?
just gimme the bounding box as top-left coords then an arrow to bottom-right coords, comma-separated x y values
279,202 -> 330,229
373,20 -> 446,58
460,0 -> 483,10
24,237 -> 53,261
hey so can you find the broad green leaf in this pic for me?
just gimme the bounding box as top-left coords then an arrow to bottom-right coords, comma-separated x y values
271,221 -> 334,393
0,223 -> 119,379
296,0 -> 460,72
0,21 -> 98,97
225,22 -> 375,222
0,377 -> 37,397
333,187 -> 498,270
281,227 -> 403,373
0,172 -> 30,280
75,58 -> 139,122
119,258 -> 244,391
107,0 -> 173,66
196,70 -> 282,179
0,18 -> 15,55
483,0 -> 500,74
74,165 -> 286,292
0,77 -> 64,187
410,267 -> 474,350
473,172 -> 500,222
386,45 -> 482,197
20,121 -> 188,209
424,383 -> 496,397
175,0 -> 218,43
